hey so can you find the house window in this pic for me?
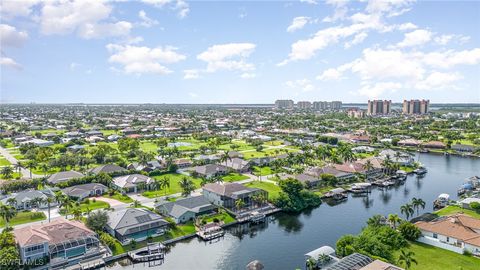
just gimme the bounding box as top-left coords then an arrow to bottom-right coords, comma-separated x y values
447,237 -> 450,242
433,233 -> 438,239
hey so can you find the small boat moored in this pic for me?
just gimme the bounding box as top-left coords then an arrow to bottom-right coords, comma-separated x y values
413,167 -> 427,175
433,193 -> 450,209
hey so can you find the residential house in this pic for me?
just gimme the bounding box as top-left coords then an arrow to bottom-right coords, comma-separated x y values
14,218 -> 104,268
19,138 -> 54,147
112,174 -> 154,193
1,189 -> 57,210
62,183 -> 108,201
193,164 -> 229,179
305,166 -> 356,182
105,208 -> 169,243
293,173 -> 321,188
415,214 -> 480,255
202,182 -> 267,211
174,158 -> 193,168
422,141 -> 446,149
398,139 -> 422,147
127,160 -> 165,172
378,149 -> 414,166
47,171 -> 85,185
156,195 -> 217,223
221,157 -> 251,173
452,144 -> 478,153
88,164 -> 127,175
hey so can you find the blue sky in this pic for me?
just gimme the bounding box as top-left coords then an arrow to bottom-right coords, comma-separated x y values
1,0 -> 479,103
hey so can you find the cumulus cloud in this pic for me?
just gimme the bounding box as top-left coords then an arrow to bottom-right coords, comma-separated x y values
142,0 -> 189,18
357,82 -> 402,98
287,17 -> 310,33
317,68 -> 343,81
0,0 -> 40,19
139,10 -> 159,28
396,29 -> 432,48
40,0 -> 131,39
0,56 -> 22,70
344,32 -> 368,48
106,44 -> 186,75
323,0 -> 348,22
415,71 -> 463,90
240,73 -> 256,79
299,0 -> 318,5
197,43 -> 256,73
0,24 -> 28,47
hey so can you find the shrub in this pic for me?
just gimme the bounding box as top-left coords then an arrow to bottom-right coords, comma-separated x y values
398,221 -> 421,241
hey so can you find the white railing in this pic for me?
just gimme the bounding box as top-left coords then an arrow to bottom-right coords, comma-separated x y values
417,236 -> 464,254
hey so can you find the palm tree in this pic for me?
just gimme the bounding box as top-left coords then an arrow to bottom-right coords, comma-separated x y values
6,198 -> 17,208
1,166 -> 14,179
363,160 -> 373,180
388,214 -> 402,229
72,207 -> 82,220
411,197 -> 426,216
400,203 -> 415,220
14,162 -> 23,174
0,203 -> 17,227
306,258 -> 317,270
25,160 -> 37,179
159,176 -> 171,196
220,151 -> 231,165
179,176 -> 195,197
132,200 -> 141,208
40,163 -> 49,177
30,197 -> 44,210
397,250 -> 418,270
45,197 -> 54,222
235,199 -> 245,212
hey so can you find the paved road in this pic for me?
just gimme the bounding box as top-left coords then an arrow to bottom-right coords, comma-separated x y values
0,146 -> 43,179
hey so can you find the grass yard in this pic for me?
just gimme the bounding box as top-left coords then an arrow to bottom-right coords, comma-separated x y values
66,199 -> 110,214
222,173 -> 249,182
393,241 -> 480,270
0,211 -> 46,227
202,211 -> 236,224
103,193 -> 133,203
244,181 -> 282,200
0,158 -> 11,166
111,222 -> 196,255
142,173 -> 202,198
252,166 -> 274,176
263,140 -> 284,146
435,205 -> 480,219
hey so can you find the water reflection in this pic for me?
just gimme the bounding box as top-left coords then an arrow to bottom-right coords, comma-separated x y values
276,213 -> 303,233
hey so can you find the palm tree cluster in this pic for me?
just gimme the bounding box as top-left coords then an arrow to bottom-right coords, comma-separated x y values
400,197 -> 426,220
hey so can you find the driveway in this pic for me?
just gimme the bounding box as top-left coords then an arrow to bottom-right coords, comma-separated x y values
0,146 -> 43,179
96,197 -> 128,208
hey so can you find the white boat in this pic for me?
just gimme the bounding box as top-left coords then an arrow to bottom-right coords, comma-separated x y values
413,167 -> 427,175
433,193 -> 450,209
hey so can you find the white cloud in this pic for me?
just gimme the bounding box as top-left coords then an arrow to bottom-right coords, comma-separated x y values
106,44 -> 186,75
0,24 -> 28,47
357,82 -> 402,98
197,43 -> 256,73
40,0 -> 131,39
175,0 -> 189,18
421,48 -> 480,69
139,10 -> 159,27
434,34 -> 470,45
344,32 -> 368,48
286,79 -> 314,92
317,68 -> 343,81
183,69 -> 200,79
396,29 -> 432,48
142,0 -> 189,18
396,22 -> 417,31
323,0 -> 348,22
299,0 -> 318,5
287,17 -> 310,33
188,92 -> 198,98
0,0 -> 40,19
415,71 -> 462,90
0,56 -> 22,70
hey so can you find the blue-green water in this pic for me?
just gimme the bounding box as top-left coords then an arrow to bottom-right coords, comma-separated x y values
107,153 -> 480,270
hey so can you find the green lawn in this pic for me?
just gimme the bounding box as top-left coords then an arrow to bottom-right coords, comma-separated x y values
103,193 -> 133,203
0,158 -> 11,166
393,241 -> 480,270
0,211 -> 46,228
142,173 -> 202,198
435,205 -> 480,219
263,140 -> 284,146
66,199 -> 110,214
242,148 -> 298,160
111,222 -> 196,255
202,212 -> 236,224
244,181 -> 281,200
222,173 -> 249,182
252,166 -> 274,176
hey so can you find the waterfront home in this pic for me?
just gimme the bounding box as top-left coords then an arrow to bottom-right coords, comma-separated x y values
305,166 -> 356,182
452,144 -> 478,153
398,139 -> 422,147
61,183 -> 108,201
422,141 -> 446,149
415,214 -> 480,255
220,157 -> 251,173
105,208 -> 169,244
47,170 -> 85,185
357,157 -> 384,176
112,174 -> 154,193
378,149 -> 414,166
127,160 -> 166,172
292,173 -> 321,188
88,164 -> 127,175
202,182 -> 267,211
192,164 -> 229,179
460,197 -> 480,210
359,260 -> 403,270
14,218 -> 104,268
156,195 -> 217,223
1,189 -> 57,210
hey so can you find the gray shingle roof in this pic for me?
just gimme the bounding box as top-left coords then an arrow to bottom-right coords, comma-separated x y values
47,171 -> 85,184
106,208 -> 168,236
157,196 -> 216,219
88,164 -> 127,175
62,183 -> 108,198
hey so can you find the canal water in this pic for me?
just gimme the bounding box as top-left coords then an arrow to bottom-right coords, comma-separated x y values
107,153 -> 480,270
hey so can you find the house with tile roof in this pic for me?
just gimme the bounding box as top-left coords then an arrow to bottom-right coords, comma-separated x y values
202,182 -> 267,211
415,214 -> 480,255
112,174 -> 154,193
13,218 -> 104,268
156,195 -> 217,223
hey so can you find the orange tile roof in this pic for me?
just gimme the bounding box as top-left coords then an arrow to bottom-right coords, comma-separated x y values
415,214 -> 480,245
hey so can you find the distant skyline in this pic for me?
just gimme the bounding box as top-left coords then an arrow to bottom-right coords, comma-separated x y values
1,0 -> 479,104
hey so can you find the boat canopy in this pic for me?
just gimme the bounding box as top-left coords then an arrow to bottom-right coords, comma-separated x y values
438,193 -> 450,200
305,246 -> 335,259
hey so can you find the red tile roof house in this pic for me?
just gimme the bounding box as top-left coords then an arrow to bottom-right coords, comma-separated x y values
398,139 -> 422,147
415,214 -> 480,256
13,218 -> 106,269
422,141 -> 447,149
